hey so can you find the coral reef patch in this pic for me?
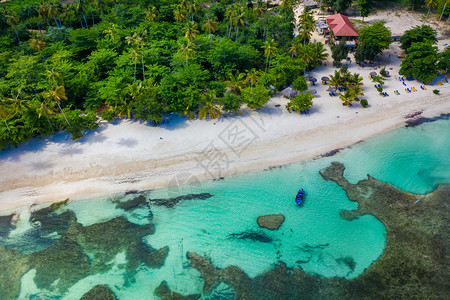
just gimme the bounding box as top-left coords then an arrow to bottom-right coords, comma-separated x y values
187,162 -> 450,299
155,280 -> 200,300
80,284 -> 117,300
150,193 -> 213,208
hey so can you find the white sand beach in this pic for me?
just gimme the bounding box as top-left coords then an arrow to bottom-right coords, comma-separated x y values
0,9 -> 449,212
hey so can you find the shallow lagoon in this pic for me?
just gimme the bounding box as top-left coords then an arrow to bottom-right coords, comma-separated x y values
1,117 -> 449,299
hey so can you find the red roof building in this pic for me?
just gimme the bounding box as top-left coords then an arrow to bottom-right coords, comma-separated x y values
325,14 -> 359,38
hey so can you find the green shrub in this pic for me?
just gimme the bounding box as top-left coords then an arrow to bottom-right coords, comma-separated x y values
360,99 -> 368,108
101,109 -> 116,121
433,89 -> 440,94
377,86 -> 383,93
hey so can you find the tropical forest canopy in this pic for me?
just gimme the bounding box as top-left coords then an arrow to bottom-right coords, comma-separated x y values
0,0 -> 330,147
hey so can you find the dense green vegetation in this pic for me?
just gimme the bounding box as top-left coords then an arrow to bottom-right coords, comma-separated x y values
0,0 -> 329,148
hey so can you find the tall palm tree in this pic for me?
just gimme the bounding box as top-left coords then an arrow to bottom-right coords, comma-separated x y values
0,103 -> 12,134
426,0 -> 439,19
145,5 -> 158,22
253,0 -> 266,18
439,0 -> 449,22
178,41 -> 195,66
38,2 -> 51,27
203,17 -> 218,46
328,70 -> 342,89
183,21 -> 199,41
279,0 -> 292,21
311,41 -> 328,65
47,2 -> 61,28
225,71 -> 245,95
6,89 -> 30,116
5,13 -> 21,44
136,31 -> 147,81
349,73 -> 363,87
30,35 -> 46,58
339,89 -> 354,106
225,5 -> 236,38
199,90 -> 221,119
349,85 -> 364,100
174,6 -> 187,22
74,0 -> 89,29
35,95 -> 56,134
232,9 -> 246,41
129,48 -> 139,82
262,38 -> 277,71
126,32 -> 139,81
187,0 -> 200,21
288,41 -> 301,58
245,68 -> 260,95
125,81 -> 143,119
45,86 -> 70,126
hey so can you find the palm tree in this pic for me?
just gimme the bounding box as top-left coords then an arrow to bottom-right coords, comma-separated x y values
349,85 -> 364,100
187,0 -> 200,21
74,0 -> 89,29
103,23 -> 119,42
178,41 -> 195,66
145,5 -> 158,22
439,0 -> 450,22
253,0 -> 266,18
311,42 -> 328,65
288,41 -> 301,58
372,75 -> 385,86
225,71 -> 245,95
126,32 -> 140,81
0,103 -> 12,134
137,31 -> 147,81
5,12 -> 21,44
46,69 -> 63,86
183,21 -> 199,41
199,90 -> 221,119
245,68 -> 260,95
349,73 -> 363,87
426,0 -> 439,19
262,38 -> 277,71
232,9 -> 246,41
38,2 -> 51,27
35,95 -> 56,134
6,89 -> 30,116
203,17 -> 218,46
174,6 -> 187,22
225,5 -> 236,38
279,0 -> 292,21
328,70 -> 342,89
299,44 -> 314,72
47,2 -> 61,28
45,86 -> 70,126
339,89 -> 354,106
30,35 -> 46,58
129,48 -> 139,81
124,82 -> 143,119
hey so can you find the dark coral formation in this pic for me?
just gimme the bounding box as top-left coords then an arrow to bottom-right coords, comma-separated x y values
0,202 -> 166,298
115,194 -> 149,211
155,280 -> 200,300
0,213 -> 15,238
150,193 -> 213,208
228,230 -> 273,243
256,214 -> 285,230
320,162 -> 450,299
0,246 -> 30,300
80,284 -> 117,300
187,162 -> 450,299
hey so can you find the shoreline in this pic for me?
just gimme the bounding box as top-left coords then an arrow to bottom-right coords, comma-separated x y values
0,89 -> 449,212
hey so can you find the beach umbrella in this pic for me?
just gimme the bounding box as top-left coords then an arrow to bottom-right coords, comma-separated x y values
310,89 -> 317,95
281,87 -> 298,98
327,86 -> 336,92
370,71 -> 377,77
321,76 -> 329,82
304,74 -> 313,80
385,71 -> 390,76
309,78 -> 317,83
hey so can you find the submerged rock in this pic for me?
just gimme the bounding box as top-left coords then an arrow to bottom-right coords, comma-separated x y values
150,193 -> 213,208
155,280 -> 200,300
228,230 -> 273,243
115,194 -> 149,211
80,284 -> 117,300
257,214 -> 285,230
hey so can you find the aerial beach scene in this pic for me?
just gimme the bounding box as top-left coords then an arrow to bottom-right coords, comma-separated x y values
0,0 -> 449,299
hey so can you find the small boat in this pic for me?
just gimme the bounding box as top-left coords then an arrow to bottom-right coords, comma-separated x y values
295,189 -> 305,205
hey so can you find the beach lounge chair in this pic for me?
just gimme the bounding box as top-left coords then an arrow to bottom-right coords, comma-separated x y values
444,78 -> 448,83
405,89 -> 410,93
438,81 -> 443,85
329,92 -> 332,97
403,82 -> 407,86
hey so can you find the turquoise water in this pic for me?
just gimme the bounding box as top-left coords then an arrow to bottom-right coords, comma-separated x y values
3,117 -> 450,299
